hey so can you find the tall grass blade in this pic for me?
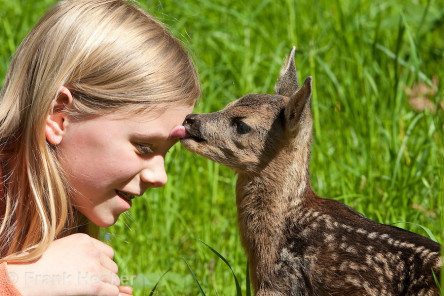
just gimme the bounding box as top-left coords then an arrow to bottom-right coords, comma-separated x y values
391,113 -> 424,190
148,269 -> 170,296
392,15 -> 404,111
199,240 -> 242,296
431,270 -> 442,292
415,0 -> 432,37
370,41 -> 430,83
246,260 -> 251,296
183,257 -> 206,296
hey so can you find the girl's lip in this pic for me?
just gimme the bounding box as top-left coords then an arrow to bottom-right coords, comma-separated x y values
115,190 -> 135,201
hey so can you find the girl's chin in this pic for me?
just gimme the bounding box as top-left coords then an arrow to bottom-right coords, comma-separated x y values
75,208 -> 122,228
89,215 -> 120,228
74,197 -> 131,228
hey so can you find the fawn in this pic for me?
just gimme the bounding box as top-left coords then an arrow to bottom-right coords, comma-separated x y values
180,47 -> 442,296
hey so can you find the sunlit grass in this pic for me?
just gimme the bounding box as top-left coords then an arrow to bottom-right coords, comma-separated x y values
1,0 -> 443,294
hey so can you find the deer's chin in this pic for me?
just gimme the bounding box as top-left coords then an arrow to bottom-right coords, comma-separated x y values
180,138 -> 206,154
181,139 -> 223,163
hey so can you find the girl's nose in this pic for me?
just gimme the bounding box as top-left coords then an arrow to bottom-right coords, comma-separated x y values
140,157 -> 168,188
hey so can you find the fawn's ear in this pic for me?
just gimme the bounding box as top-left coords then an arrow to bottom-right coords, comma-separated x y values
45,86 -> 73,145
275,46 -> 299,97
284,77 -> 313,131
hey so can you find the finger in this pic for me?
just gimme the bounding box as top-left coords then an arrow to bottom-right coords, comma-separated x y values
95,282 -> 120,296
99,267 -> 120,286
119,285 -> 133,294
119,293 -> 133,296
100,252 -> 118,274
90,238 -> 115,259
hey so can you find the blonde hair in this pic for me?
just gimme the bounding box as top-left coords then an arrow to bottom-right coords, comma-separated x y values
0,0 -> 200,263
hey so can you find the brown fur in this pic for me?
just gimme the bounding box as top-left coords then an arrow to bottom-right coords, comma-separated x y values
180,47 -> 442,296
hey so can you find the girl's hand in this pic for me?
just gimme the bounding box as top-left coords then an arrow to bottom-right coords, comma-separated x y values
119,285 -> 134,295
7,233 -> 131,296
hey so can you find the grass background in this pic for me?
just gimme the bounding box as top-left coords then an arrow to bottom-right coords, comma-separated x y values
1,0 -> 443,294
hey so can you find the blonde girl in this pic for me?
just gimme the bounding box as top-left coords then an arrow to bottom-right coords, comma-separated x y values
0,0 -> 200,295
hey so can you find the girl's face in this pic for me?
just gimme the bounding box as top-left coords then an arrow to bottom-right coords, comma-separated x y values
56,104 -> 193,227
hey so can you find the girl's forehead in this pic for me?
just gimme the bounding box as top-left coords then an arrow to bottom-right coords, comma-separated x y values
104,104 -> 195,138
107,102 -> 195,122
123,105 -> 193,141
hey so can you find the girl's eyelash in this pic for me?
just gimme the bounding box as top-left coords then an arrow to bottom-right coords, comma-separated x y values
136,144 -> 154,155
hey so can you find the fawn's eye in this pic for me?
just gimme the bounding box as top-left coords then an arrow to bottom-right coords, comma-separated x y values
237,121 -> 251,134
232,118 -> 251,135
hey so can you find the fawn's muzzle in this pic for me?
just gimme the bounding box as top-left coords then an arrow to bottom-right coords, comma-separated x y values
182,114 -> 206,142
184,114 -> 200,127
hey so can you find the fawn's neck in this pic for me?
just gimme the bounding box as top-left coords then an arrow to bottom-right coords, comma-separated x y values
235,141 -> 314,287
235,139 -> 314,243
236,141 -> 313,209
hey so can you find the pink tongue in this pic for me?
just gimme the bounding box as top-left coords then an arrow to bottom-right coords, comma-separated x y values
169,125 -> 187,139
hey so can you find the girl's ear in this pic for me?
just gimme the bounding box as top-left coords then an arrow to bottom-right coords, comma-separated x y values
45,86 -> 73,145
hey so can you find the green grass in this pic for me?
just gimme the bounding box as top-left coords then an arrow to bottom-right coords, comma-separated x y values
1,0 -> 443,295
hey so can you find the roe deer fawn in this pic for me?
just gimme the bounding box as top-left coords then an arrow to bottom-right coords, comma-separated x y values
180,47 -> 442,296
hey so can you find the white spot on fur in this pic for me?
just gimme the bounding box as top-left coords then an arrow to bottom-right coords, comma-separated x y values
415,246 -> 425,253
434,256 -> 442,269
368,232 -> 378,239
345,275 -> 361,287
347,246 -> 358,255
400,242 -> 416,249
341,224 -> 353,232
366,254 -> 373,265
423,251 -> 440,264
356,228 -> 367,235
324,234 -> 334,243
363,281 -> 378,295
310,223 -> 319,229
323,217 -> 334,229
299,209 -> 314,224
384,265 -> 394,280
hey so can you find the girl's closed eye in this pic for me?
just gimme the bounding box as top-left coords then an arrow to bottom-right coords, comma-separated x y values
135,143 -> 154,156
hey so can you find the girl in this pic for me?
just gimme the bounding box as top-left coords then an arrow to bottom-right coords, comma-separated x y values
0,0 -> 200,295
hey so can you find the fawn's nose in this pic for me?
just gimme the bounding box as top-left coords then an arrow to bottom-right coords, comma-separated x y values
183,113 -> 206,142
183,114 -> 200,128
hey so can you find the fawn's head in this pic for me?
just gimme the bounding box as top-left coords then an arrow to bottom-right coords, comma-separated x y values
181,48 -> 313,174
